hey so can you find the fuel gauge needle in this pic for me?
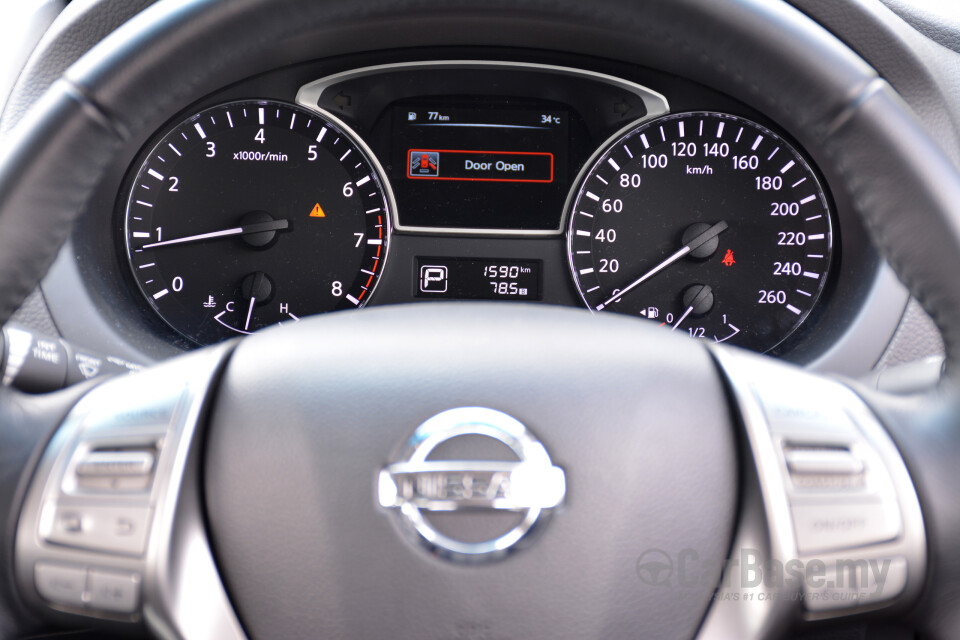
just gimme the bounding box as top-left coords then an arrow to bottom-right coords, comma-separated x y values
596,220 -> 728,310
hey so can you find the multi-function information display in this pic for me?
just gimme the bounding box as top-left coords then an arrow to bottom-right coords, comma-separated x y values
415,257 -> 541,300
392,101 -> 569,231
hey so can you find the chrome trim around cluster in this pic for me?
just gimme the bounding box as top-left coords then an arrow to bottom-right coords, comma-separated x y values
296,60 -> 670,237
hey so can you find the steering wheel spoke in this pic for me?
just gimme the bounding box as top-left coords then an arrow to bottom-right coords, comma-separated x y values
13,341 -> 243,638
705,346 -> 926,629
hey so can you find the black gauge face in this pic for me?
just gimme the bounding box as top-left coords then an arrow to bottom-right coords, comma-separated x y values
124,100 -> 392,345
567,112 -> 833,352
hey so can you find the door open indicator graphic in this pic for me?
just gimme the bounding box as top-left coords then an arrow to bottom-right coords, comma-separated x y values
407,149 -> 553,183
410,151 -> 440,177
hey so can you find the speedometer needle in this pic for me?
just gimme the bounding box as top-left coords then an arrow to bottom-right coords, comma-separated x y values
141,219 -> 289,249
596,221 -> 728,310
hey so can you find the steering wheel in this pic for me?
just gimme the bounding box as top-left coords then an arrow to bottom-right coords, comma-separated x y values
2,0 -> 960,638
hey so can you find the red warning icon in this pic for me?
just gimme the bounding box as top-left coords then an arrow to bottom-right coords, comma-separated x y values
721,249 -> 736,267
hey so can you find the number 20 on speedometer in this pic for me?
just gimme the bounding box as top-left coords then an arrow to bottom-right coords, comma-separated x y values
566,111 -> 834,353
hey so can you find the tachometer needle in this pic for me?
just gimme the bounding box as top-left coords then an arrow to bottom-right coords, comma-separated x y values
141,219 -> 289,249
596,221 -> 728,310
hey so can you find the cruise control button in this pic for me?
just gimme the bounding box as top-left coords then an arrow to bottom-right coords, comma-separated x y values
792,501 -> 900,554
81,375 -> 184,433
784,446 -> 866,491
74,449 -> 156,492
753,383 -> 859,439
76,450 -> 155,477
87,568 -> 140,614
785,447 -> 864,476
35,563 -> 87,609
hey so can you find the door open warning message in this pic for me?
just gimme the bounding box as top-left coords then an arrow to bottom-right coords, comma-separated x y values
407,149 -> 554,183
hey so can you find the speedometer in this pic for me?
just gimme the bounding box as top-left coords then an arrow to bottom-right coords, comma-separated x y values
566,111 -> 833,352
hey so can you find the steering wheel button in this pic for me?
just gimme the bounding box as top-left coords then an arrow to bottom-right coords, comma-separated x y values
45,505 -> 152,556
785,447 -> 864,476
87,568 -> 140,614
792,501 -> 901,554
76,451 -> 155,477
73,450 -> 156,492
784,446 -> 867,491
752,390 -> 859,439
59,512 -> 83,533
804,556 -> 908,612
80,378 -> 185,435
34,563 -> 88,609
74,473 -> 153,493
862,556 -> 908,603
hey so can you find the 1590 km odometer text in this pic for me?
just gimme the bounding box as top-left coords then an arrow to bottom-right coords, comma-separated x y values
566,111 -> 834,353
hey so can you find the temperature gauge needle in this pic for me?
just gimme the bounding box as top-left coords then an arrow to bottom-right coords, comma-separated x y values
244,296 -> 256,331
596,221 -> 728,310
141,219 -> 289,249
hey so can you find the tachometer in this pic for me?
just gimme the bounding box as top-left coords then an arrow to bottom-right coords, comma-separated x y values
566,111 -> 833,352
124,100 -> 392,345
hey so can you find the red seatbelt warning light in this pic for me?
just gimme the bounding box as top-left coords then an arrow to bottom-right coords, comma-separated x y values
721,249 -> 736,267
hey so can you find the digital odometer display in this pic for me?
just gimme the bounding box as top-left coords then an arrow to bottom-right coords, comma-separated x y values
391,101 -> 569,232
566,111 -> 834,353
415,257 -> 541,300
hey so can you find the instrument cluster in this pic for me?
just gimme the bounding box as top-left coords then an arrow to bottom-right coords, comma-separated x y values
118,60 -> 843,355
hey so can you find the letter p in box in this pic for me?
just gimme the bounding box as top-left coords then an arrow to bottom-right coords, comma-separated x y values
419,265 -> 448,293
